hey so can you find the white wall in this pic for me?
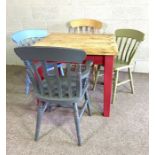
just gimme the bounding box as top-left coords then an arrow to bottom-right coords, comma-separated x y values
6,0 -> 149,72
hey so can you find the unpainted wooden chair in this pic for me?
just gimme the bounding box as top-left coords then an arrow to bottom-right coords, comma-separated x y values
12,29 -> 64,95
68,19 -> 103,89
14,46 -> 92,146
68,18 -> 103,34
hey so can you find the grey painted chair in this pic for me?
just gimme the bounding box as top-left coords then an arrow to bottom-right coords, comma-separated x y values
14,46 -> 92,146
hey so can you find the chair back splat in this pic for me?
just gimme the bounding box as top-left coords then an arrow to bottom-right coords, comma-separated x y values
115,29 -> 144,64
14,47 -> 88,102
68,18 -> 103,34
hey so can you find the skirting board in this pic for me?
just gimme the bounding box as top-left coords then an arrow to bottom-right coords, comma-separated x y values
133,60 -> 149,73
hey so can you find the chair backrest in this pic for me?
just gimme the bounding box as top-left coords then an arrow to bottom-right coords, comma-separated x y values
14,46 -> 87,99
115,29 -> 144,64
11,29 -> 48,46
68,19 -> 103,34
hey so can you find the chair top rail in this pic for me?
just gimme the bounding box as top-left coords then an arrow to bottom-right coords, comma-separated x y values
14,46 -> 86,64
115,29 -> 144,41
68,18 -> 103,29
12,29 -> 48,44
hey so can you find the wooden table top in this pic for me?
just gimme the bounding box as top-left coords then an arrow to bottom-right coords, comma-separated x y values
34,33 -> 118,56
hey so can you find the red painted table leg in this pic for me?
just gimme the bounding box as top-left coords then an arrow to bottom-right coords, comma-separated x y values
103,56 -> 114,117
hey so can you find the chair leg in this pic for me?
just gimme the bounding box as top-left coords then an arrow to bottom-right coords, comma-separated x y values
112,70 -> 119,104
84,91 -> 92,116
25,73 -> 31,95
34,106 -> 44,141
59,66 -> 64,76
73,103 -> 81,146
93,65 -> 100,91
92,65 -> 97,85
128,68 -> 134,94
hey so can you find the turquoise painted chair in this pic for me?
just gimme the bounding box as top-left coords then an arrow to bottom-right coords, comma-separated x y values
11,29 -> 64,95
14,46 -> 92,146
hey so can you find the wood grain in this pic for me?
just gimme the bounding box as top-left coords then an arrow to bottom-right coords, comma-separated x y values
68,19 -> 102,29
34,33 -> 118,56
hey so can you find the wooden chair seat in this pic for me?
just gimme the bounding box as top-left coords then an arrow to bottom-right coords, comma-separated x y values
114,60 -> 130,70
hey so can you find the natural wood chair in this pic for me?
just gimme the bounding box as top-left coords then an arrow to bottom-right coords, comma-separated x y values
14,46 -> 92,146
68,18 -> 103,89
68,18 -> 103,34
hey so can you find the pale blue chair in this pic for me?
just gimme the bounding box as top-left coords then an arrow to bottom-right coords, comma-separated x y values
11,29 -> 64,95
12,29 -> 48,46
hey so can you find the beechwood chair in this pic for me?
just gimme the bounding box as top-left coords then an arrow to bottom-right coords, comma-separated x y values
14,46 -> 92,146
68,19 -> 103,89
112,29 -> 144,104
68,18 -> 103,34
12,29 -> 64,95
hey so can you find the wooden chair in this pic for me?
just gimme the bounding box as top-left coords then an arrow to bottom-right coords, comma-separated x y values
68,18 -> 103,34
112,29 -> 144,104
12,29 -> 64,95
68,18 -> 103,89
14,46 -> 92,146
12,29 -> 48,46
93,29 -> 144,102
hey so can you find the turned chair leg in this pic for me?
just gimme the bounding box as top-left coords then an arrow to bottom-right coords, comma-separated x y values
128,68 -> 134,94
34,106 -> 44,141
93,65 -> 100,91
85,91 -> 92,116
112,70 -> 119,104
73,103 -> 81,146
92,65 -> 97,87
25,73 -> 31,95
34,102 -> 48,141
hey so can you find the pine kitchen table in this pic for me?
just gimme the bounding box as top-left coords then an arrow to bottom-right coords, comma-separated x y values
34,33 -> 118,117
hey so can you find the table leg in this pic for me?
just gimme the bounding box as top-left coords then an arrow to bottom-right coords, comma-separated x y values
103,56 -> 114,117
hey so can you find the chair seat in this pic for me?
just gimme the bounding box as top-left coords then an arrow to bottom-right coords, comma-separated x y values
114,60 -> 132,70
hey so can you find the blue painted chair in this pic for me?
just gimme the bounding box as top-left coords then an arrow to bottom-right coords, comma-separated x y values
11,29 -> 64,95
